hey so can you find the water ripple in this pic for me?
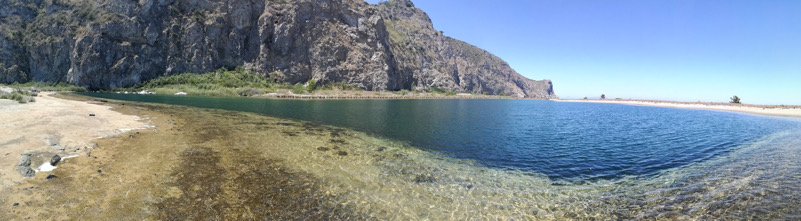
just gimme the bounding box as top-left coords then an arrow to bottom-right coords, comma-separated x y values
80,93 -> 801,182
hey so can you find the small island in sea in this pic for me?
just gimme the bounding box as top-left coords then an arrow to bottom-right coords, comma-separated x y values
2,0 -> 800,219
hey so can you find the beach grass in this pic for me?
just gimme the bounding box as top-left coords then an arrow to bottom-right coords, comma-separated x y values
0,87 -> 37,103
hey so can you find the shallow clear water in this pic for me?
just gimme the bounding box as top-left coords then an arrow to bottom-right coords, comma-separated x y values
80,93 -> 800,182
79,93 -> 801,218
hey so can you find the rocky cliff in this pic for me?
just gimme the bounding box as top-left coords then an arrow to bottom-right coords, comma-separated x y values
0,0 -> 555,98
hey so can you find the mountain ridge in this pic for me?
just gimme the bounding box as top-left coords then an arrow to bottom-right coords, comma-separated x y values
0,0 -> 555,98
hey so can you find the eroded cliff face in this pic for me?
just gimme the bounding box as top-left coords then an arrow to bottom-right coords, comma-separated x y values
0,0 -> 555,98
377,0 -> 554,98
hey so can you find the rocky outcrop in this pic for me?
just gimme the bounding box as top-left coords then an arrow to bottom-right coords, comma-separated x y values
17,153 -> 35,177
377,0 -> 554,97
0,0 -> 555,98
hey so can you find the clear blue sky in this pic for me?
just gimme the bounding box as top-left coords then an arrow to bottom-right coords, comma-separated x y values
367,0 -> 801,105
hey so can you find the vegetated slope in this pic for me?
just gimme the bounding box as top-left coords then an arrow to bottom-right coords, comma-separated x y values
0,0 -> 555,98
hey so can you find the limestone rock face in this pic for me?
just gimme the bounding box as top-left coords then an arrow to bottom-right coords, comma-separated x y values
377,0 -> 554,97
0,0 -> 555,98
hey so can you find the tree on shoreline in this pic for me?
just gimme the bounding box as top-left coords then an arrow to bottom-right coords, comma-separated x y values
601,94 -> 606,99
307,79 -> 317,92
730,95 -> 741,104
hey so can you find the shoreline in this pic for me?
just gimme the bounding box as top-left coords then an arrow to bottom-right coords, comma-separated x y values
3,92 -> 800,219
253,92 -> 514,100
104,89 -> 531,100
554,99 -> 801,118
0,92 -> 147,188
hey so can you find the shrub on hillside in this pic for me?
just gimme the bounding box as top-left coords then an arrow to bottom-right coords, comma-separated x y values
306,79 -> 317,92
291,84 -> 307,94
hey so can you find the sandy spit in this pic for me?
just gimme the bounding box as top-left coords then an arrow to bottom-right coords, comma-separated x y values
554,99 -> 801,118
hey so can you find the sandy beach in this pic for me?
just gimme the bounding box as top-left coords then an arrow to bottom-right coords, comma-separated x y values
555,99 -> 801,118
0,92 -> 146,188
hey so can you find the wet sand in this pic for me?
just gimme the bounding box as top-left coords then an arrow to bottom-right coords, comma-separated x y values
555,99 -> 801,118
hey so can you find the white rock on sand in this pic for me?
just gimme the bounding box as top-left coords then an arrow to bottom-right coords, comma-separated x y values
0,92 -> 145,188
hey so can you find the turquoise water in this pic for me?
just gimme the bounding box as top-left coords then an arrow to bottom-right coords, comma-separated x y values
80,93 -> 801,218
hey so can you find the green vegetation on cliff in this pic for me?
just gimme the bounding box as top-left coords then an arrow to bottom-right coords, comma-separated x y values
117,67 -> 501,98
125,67 -> 332,96
138,67 -> 272,89
128,67 -> 275,96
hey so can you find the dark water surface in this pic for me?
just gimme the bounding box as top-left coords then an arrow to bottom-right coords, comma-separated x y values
80,93 -> 801,181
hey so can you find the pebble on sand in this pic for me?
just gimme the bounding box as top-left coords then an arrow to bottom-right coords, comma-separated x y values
50,154 -> 61,166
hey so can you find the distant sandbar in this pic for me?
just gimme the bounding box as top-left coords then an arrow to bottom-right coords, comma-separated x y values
555,99 -> 801,118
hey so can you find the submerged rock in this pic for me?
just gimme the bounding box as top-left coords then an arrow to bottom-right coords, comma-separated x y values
50,154 -> 61,166
413,174 -> 436,183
